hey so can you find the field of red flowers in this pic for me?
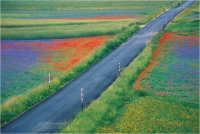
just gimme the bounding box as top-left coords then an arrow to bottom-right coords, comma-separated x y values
133,32 -> 199,103
1,36 -> 112,102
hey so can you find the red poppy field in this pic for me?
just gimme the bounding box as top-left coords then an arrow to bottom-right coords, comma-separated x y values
1,36 -> 112,102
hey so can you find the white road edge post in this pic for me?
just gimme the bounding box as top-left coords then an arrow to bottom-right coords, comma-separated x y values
119,62 -> 121,74
115,34 -> 117,45
81,88 -> 83,110
146,39 -> 147,45
49,73 -> 50,90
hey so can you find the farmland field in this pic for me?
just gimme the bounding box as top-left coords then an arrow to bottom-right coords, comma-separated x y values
1,0 -> 180,40
133,0 -> 199,104
133,32 -> 199,103
1,19 -> 134,40
1,36 -> 112,102
1,1 -> 173,19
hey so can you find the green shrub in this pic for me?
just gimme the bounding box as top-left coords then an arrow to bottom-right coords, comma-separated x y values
134,90 -> 149,97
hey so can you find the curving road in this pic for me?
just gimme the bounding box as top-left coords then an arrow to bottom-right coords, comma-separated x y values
1,0 -> 194,133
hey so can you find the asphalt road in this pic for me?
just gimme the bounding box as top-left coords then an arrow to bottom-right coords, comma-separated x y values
1,0 -> 194,133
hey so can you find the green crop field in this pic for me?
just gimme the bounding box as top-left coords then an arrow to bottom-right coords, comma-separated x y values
1,1 -> 174,12
1,19 -> 134,40
1,0 -> 182,40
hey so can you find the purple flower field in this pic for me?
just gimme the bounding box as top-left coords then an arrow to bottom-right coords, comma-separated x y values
156,34 -> 199,102
133,33 -> 199,103
1,39 -> 67,102
1,36 -> 110,103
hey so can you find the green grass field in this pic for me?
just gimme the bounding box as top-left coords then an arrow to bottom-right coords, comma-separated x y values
1,19 -> 134,40
1,0 -> 182,40
1,1 -> 175,11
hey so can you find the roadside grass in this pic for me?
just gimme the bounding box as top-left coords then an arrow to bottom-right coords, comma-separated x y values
57,31 -> 163,133
1,21 -> 140,126
1,19 -> 133,40
164,0 -> 199,36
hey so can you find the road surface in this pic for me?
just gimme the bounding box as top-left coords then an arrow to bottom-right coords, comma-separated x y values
1,0 -> 194,133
